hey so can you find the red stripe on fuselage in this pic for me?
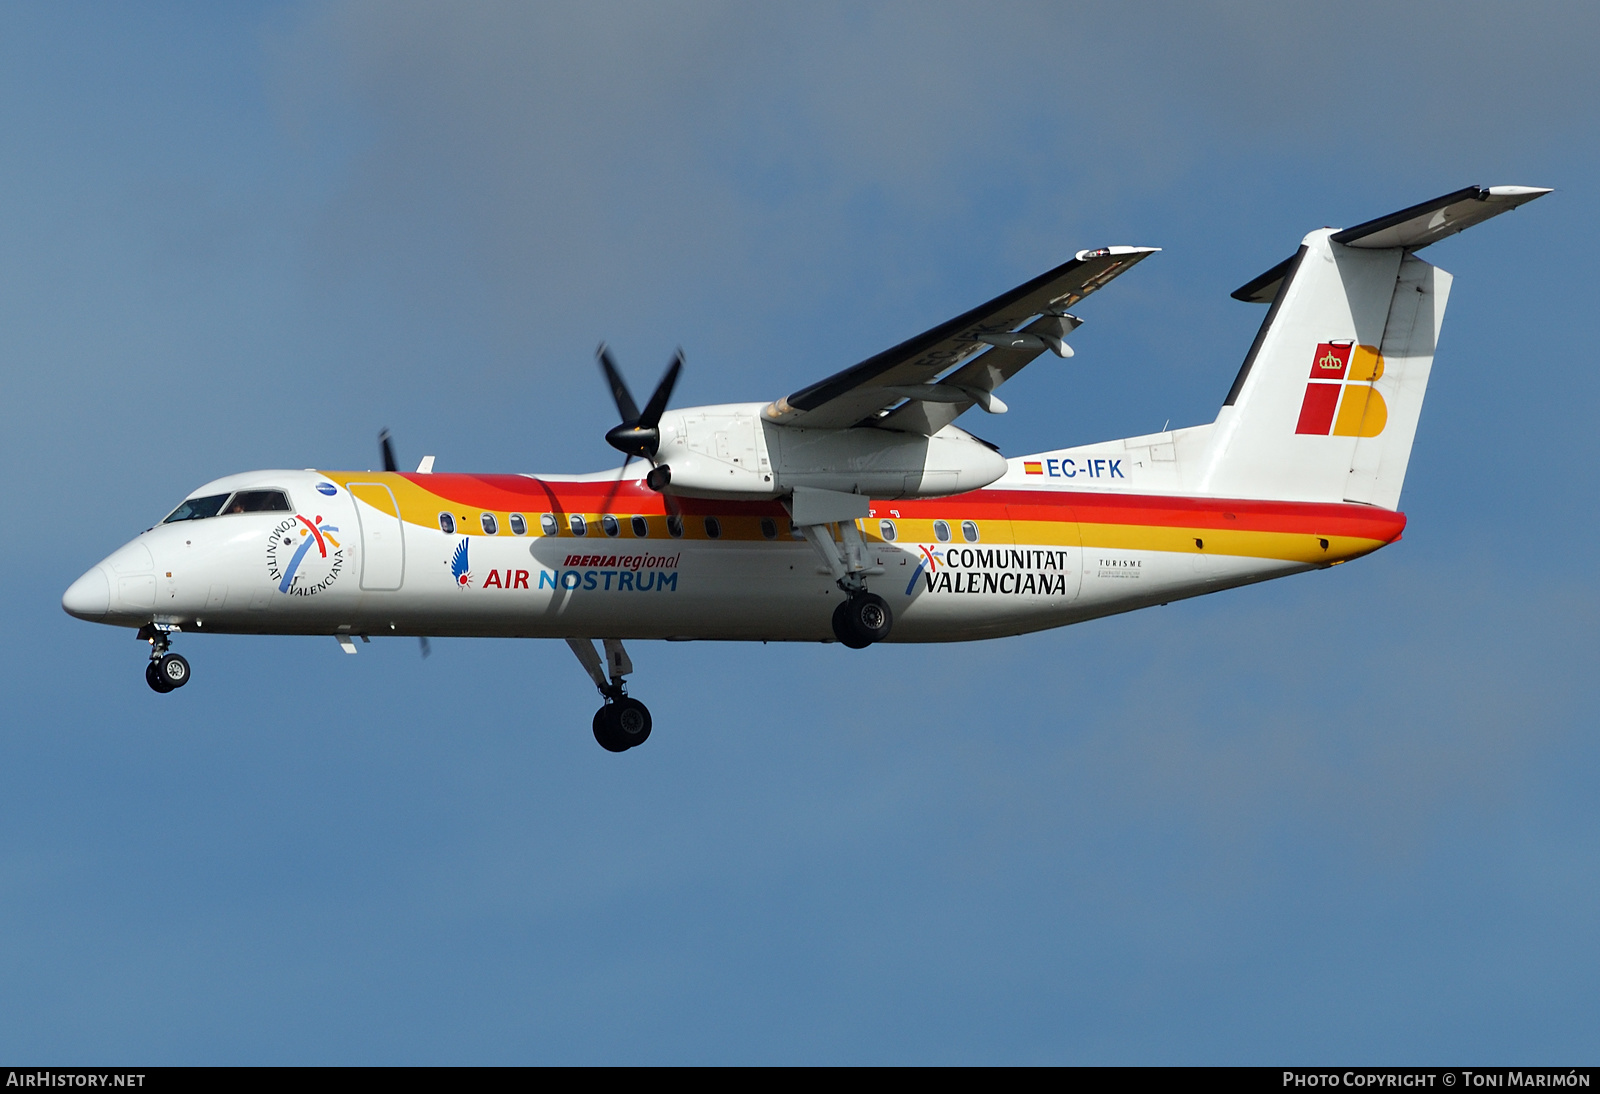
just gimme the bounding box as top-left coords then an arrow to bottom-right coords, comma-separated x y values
404,474 -> 1405,543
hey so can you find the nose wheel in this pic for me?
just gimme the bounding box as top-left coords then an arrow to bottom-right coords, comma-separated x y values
138,624 -> 191,693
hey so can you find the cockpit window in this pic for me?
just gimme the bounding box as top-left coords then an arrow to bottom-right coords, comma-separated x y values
163,494 -> 230,523
224,490 -> 292,514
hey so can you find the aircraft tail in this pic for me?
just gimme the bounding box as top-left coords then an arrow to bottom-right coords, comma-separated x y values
1196,186 -> 1548,509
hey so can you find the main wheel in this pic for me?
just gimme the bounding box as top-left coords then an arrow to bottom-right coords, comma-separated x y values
156,652 -> 191,689
146,661 -> 174,693
593,706 -> 629,752
831,601 -> 872,648
593,698 -> 653,752
612,697 -> 652,748
832,592 -> 892,648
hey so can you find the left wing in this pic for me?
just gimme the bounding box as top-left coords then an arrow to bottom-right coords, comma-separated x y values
762,245 -> 1158,434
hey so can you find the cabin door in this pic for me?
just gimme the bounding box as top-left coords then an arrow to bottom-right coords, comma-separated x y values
346,483 -> 406,591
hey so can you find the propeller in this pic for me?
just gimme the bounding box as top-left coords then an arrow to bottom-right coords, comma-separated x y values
599,344 -> 681,463
596,344 -> 683,514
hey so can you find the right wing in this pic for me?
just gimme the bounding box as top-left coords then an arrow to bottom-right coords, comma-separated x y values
762,245 -> 1159,435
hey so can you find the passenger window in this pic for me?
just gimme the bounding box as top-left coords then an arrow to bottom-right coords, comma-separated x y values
666,515 -> 683,538
439,512 -> 456,534
509,513 -> 527,536
602,514 -> 620,537
570,514 -> 587,537
879,519 -> 897,542
226,490 -> 291,514
962,520 -> 980,543
631,516 -> 649,537
163,494 -> 230,523
481,512 -> 498,535
760,517 -> 777,540
704,517 -> 722,539
540,513 -> 558,536
934,520 -> 951,543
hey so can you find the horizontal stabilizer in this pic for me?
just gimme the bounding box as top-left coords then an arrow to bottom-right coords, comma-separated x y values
1233,185 -> 1550,302
1232,254 -> 1299,304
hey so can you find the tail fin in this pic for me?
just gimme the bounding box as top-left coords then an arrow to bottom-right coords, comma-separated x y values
1197,186 -> 1548,509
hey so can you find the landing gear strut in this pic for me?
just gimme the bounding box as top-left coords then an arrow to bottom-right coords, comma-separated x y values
138,623 -> 190,693
568,638 -> 652,752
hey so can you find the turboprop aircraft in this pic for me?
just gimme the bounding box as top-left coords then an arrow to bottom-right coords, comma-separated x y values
62,185 -> 1549,751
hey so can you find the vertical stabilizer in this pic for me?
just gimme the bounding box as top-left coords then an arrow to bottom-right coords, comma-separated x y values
1198,229 -> 1410,504
1197,186 -> 1546,509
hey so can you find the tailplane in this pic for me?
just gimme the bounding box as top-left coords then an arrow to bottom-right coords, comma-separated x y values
1197,186 -> 1548,509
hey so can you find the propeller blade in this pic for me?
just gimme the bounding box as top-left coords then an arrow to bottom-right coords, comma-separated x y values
598,455 -> 634,516
379,429 -> 398,473
418,635 -> 431,659
638,350 -> 683,428
596,344 -> 641,425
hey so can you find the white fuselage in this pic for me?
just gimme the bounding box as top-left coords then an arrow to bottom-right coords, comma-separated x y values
63,464 -> 1403,645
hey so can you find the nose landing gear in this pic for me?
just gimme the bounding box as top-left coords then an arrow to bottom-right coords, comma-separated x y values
138,624 -> 191,693
568,638 -> 652,752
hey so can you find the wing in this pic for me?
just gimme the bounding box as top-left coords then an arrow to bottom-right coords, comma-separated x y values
761,245 -> 1158,434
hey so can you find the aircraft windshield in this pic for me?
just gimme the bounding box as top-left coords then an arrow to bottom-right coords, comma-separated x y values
224,490 -> 291,514
163,494 -> 230,523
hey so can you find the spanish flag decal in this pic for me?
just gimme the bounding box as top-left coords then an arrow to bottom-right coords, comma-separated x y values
1024,461 -> 1044,475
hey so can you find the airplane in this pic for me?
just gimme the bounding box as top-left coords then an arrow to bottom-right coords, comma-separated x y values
62,185 -> 1549,752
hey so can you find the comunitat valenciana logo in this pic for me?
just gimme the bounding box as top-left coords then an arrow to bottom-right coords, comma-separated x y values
265,514 -> 345,596
1295,340 -> 1388,437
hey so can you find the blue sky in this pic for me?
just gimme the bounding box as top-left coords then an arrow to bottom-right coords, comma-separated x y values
2,2 -> 1596,1063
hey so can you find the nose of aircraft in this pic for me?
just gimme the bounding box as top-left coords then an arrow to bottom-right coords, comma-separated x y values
62,565 -> 111,619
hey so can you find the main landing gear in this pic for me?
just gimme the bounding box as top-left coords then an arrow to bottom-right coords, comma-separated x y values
788,501 -> 894,649
138,623 -> 191,693
568,638 -> 652,752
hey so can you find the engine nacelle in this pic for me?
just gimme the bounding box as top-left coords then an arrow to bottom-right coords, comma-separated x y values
652,403 -> 1007,500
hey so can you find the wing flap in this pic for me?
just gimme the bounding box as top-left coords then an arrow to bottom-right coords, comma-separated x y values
876,312 -> 1083,433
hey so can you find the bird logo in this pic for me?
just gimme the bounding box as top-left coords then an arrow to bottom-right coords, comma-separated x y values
449,538 -> 472,588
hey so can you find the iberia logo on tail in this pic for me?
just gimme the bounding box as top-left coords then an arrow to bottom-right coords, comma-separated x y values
1295,340 -> 1388,437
